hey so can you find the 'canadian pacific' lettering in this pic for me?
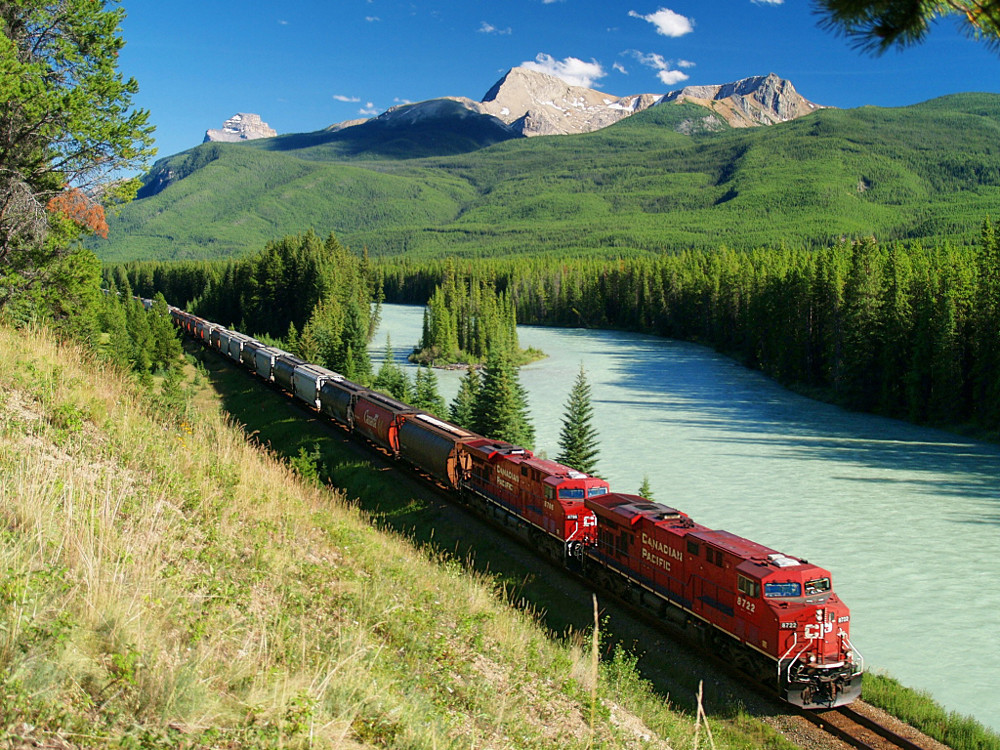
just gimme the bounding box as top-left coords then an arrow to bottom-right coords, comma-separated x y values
642,533 -> 683,562
641,546 -> 671,572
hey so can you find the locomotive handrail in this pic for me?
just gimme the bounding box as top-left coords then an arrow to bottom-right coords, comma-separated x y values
839,630 -> 864,676
778,635 -> 813,684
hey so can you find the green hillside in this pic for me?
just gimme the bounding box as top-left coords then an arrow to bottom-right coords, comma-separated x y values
99,94 -> 1000,262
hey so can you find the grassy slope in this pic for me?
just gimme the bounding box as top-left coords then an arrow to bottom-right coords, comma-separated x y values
98,95 -> 1000,262
0,324 -> 803,749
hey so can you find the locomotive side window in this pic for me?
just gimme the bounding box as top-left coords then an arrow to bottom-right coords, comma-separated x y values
764,581 -> 802,598
805,577 -> 830,595
737,575 -> 760,598
687,540 -> 699,555
707,547 -> 724,567
544,486 -> 555,501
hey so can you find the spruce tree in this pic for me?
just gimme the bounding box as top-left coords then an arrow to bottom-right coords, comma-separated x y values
413,365 -> 447,417
449,365 -> 481,429
372,335 -> 413,402
638,475 -> 654,500
474,351 -> 535,449
556,365 -> 600,475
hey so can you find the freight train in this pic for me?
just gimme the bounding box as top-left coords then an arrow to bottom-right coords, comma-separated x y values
164,300 -> 864,709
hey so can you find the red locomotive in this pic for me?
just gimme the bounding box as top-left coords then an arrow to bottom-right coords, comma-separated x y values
164,301 -> 863,708
584,493 -> 861,706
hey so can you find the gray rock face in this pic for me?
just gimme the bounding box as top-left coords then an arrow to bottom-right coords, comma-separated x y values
476,67 -> 663,137
325,69 -> 825,140
204,113 -> 277,143
661,73 -> 822,127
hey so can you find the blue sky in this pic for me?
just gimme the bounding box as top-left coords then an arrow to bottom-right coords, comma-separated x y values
119,0 -> 1000,162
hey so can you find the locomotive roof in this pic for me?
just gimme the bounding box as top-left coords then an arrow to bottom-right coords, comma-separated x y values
464,438 -> 533,461
588,494 -> 815,572
522,456 -> 601,482
587,493 -> 694,526
690,529 -> 816,575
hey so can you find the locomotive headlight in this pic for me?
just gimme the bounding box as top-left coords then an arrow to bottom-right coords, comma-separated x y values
808,654 -> 816,664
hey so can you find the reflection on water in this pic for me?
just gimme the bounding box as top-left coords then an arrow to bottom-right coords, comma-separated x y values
372,304 -> 1000,729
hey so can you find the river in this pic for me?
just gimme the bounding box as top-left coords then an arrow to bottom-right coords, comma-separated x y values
371,303 -> 1000,730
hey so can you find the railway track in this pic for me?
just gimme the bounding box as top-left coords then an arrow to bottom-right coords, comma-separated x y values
800,704 -> 940,750
193,341 -> 946,750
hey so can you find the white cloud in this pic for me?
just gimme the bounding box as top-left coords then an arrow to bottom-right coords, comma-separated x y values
751,0 -> 783,5
521,53 -> 606,88
613,61 -> 628,74
479,21 -> 512,35
658,69 -> 689,85
278,19 -> 288,25
359,102 -> 378,115
393,97 -> 412,105
628,7 -> 694,37
333,94 -> 361,103
626,49 -> 691,87
365,15 -> 380,22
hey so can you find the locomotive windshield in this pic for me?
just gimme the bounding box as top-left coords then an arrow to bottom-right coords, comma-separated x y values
804,577 -> 831,595
559,488 -> 585,499
588,486 -> 608,497
764,581 -> 801,598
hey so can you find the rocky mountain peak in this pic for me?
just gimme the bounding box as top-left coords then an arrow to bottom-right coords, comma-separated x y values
204,113 -> 277,143
661,73 -> 822,127
477,66 -> 657,137
323,69 -> 823,141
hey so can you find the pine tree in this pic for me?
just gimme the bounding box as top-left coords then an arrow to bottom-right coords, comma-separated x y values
286,321 -> 300,355
449,365 -> 481,429
474,351 -> 535,449
413,365 -> 447,417
340,301 -> 373,384
99,287 -> 131,370
556,365 -> 600,474
638,475 -> 654,500
372,335 -> 413,402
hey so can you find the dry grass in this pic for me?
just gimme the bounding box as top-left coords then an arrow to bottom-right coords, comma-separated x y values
0,324 -> 797,749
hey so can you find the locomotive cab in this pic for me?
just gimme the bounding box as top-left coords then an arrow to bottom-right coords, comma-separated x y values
757,558 -> 863,707
540,469 -> 606,552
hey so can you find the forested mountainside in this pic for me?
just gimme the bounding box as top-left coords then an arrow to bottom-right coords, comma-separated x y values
98,93 -> 1000,263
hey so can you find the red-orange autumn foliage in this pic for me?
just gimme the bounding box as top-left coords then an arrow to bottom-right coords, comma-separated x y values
46,188 -> 109,238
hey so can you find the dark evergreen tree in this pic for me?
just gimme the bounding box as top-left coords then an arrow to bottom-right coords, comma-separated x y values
413,365 -> 447,417
372,335 -> 413,402
556,365 -> 600,475
638,475 -> 654,500
973,218 -> 1000,428
449,365 -> 481,429
339,301 -> 373,384
474,351 -> 535,449
99,286 -> 131,370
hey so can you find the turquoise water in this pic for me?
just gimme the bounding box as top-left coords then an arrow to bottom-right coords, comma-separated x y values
372,303 -> 1000,729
